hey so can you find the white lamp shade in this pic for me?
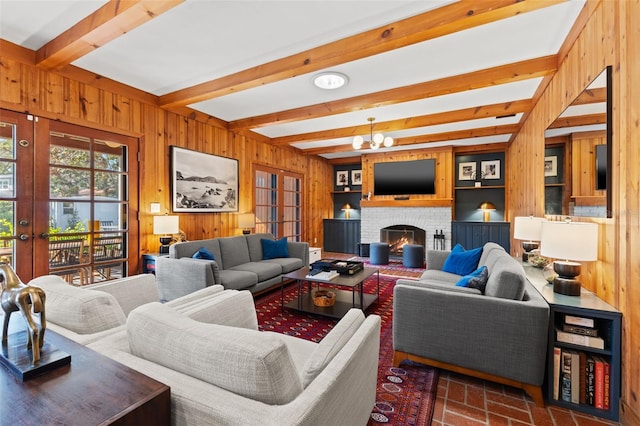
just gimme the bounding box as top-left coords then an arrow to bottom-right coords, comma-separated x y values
153,215 -> 179,235
540,221 -> 598,261
514,216 -> 545,241
238,213 -> 256,228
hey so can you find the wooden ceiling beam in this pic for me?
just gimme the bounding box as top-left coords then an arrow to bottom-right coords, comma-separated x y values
272,99 -> 532,146
229,55 -> 556,130
159,0 -> 563,109
36,0 -> 184,70
302,124 -> 520,155
547,113 -> 607,129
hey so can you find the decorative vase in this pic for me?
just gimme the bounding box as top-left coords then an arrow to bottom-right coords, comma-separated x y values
542,263 -> 558,284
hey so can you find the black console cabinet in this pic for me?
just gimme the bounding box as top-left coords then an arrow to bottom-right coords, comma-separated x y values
323,219 -> 360,254
451,221 -> 510,252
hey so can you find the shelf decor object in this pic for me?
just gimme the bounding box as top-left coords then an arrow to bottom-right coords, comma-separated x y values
478,201 -> 496,222
352,117 -> 393,150
540,220 -> 598,296
153,215 -> 179,254
238,213 -> 256,235
514,216 -> 546,261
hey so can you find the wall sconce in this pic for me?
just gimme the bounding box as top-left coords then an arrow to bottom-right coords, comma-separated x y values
514,216 -> 545,261
238,213 -> 256,235
478,201 -> 496,222
341,203 -> 353,219
153,215 -> 179,254
540,220 -> 598,296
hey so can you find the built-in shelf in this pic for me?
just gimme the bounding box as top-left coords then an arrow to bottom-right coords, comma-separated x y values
454,185 -> 504,190
331,190 -> 362,194
571,195 -> 606,206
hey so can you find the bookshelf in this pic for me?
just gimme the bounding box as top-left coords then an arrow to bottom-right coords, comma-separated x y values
523,263 -> 621,421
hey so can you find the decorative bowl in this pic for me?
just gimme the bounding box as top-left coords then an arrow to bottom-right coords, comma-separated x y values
313,289 -> 336,307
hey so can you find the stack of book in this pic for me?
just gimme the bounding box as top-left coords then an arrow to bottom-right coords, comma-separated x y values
552,315 -> 610,410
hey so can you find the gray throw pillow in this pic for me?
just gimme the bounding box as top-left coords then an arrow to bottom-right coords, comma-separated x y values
468,266 -> 489,294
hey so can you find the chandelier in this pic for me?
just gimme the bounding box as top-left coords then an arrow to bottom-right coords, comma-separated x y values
352,117 -> 394,150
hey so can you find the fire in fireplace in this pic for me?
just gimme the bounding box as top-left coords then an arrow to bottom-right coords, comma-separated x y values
380,225 -> 426,257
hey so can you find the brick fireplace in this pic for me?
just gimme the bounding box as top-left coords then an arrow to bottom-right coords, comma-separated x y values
360,207 -> 452,252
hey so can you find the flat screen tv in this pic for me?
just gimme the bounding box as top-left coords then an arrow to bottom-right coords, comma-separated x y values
374,159 -> 436,196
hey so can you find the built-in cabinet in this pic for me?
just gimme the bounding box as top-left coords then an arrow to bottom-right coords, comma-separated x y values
451,221 -> 510,252
323,219 -> 360,254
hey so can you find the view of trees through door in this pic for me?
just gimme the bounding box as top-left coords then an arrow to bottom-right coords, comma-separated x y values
0,109 -> 137,283
254,165 -> 302,241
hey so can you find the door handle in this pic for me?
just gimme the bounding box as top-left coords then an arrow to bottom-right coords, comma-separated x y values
19,233 -> 30,241
40,232 -> 49,239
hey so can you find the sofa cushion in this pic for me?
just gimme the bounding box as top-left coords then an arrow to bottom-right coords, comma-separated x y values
192,246 -> 215,260
442,244 -> 483,276
484,257 -> 526,300
245,233 -> 275,261
32,275 -> 126,334
218,236 -> 251,268
261,257 -> 304,274
261,237 -> 289,259
127,302 -> 303,405
301,309 -> 365,388
229,262 -> 282,282
218,269 -> 259,290
478,242 -> 505,266
419,269 -> 461,283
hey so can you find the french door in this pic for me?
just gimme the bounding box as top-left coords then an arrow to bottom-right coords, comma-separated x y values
254,165 -> 302,241
0,109 -> 137,283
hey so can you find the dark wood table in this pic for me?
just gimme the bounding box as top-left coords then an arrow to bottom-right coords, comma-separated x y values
282,266 -> 379,319
0,330 -> 170,425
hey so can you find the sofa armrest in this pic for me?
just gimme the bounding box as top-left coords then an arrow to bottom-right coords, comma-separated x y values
393,281 -> 549,386
156,257 -> 219,301
425,249 -> 450,270
287,241 -> 309,265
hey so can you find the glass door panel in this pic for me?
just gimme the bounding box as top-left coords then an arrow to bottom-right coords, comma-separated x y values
254,166 -> 302,241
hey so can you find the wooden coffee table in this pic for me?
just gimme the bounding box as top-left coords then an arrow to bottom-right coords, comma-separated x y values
282,267 -> 379,319
1,329 -> 170,425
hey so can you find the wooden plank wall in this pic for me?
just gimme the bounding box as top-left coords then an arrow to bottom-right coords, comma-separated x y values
507,1 -> 640,424
0,42 -> 334,272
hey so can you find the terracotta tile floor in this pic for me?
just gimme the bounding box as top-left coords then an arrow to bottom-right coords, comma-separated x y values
433,371 -> 619,426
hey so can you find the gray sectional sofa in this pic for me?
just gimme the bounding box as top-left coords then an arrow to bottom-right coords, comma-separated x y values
156,233 -> 309,301
34,273 -> 381,425
393,242 -> 549,406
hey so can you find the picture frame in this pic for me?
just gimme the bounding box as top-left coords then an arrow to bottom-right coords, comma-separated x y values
336,170 -> 348,186
458,162 -> 476,181
480,160 -> 501,180
171,146 -> 238,212
544,156 -> 558,177
351,169 -> 362,185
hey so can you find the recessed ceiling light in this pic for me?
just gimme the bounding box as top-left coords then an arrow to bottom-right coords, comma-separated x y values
312,72 -> 348,90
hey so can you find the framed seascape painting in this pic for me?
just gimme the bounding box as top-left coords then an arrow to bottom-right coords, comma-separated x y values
171,146 -> 239,212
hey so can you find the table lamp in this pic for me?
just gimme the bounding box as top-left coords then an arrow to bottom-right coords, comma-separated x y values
153,215 -> 179,254
514,216 -> 545,261
478,201 -> 496,222
238,213 -> 256,235
540,220 -> 598,296
341,203 -> 352,219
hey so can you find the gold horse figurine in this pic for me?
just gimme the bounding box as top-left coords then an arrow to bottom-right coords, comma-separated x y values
0,262 -> 46,365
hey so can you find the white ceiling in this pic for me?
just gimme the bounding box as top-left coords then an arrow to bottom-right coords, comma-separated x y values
0,0 -> 596,161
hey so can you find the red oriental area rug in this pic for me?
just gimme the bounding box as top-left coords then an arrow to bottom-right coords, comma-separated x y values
254,275 -> 438,425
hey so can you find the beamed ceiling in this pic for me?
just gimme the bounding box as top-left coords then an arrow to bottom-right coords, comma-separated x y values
0,0 -> 602,163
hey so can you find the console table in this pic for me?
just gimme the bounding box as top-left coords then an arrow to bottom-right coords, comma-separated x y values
1,330 -> 170,425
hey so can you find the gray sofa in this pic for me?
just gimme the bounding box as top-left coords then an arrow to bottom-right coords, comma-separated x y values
393,242 -> 549,406
33,274 -> 381,425
156,233 -> 309,301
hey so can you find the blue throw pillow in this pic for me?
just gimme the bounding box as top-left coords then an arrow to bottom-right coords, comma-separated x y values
442,244 -> 483,276
192,246 -> 215,260
261,237 -> 289,259
456,266 -> 488,289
